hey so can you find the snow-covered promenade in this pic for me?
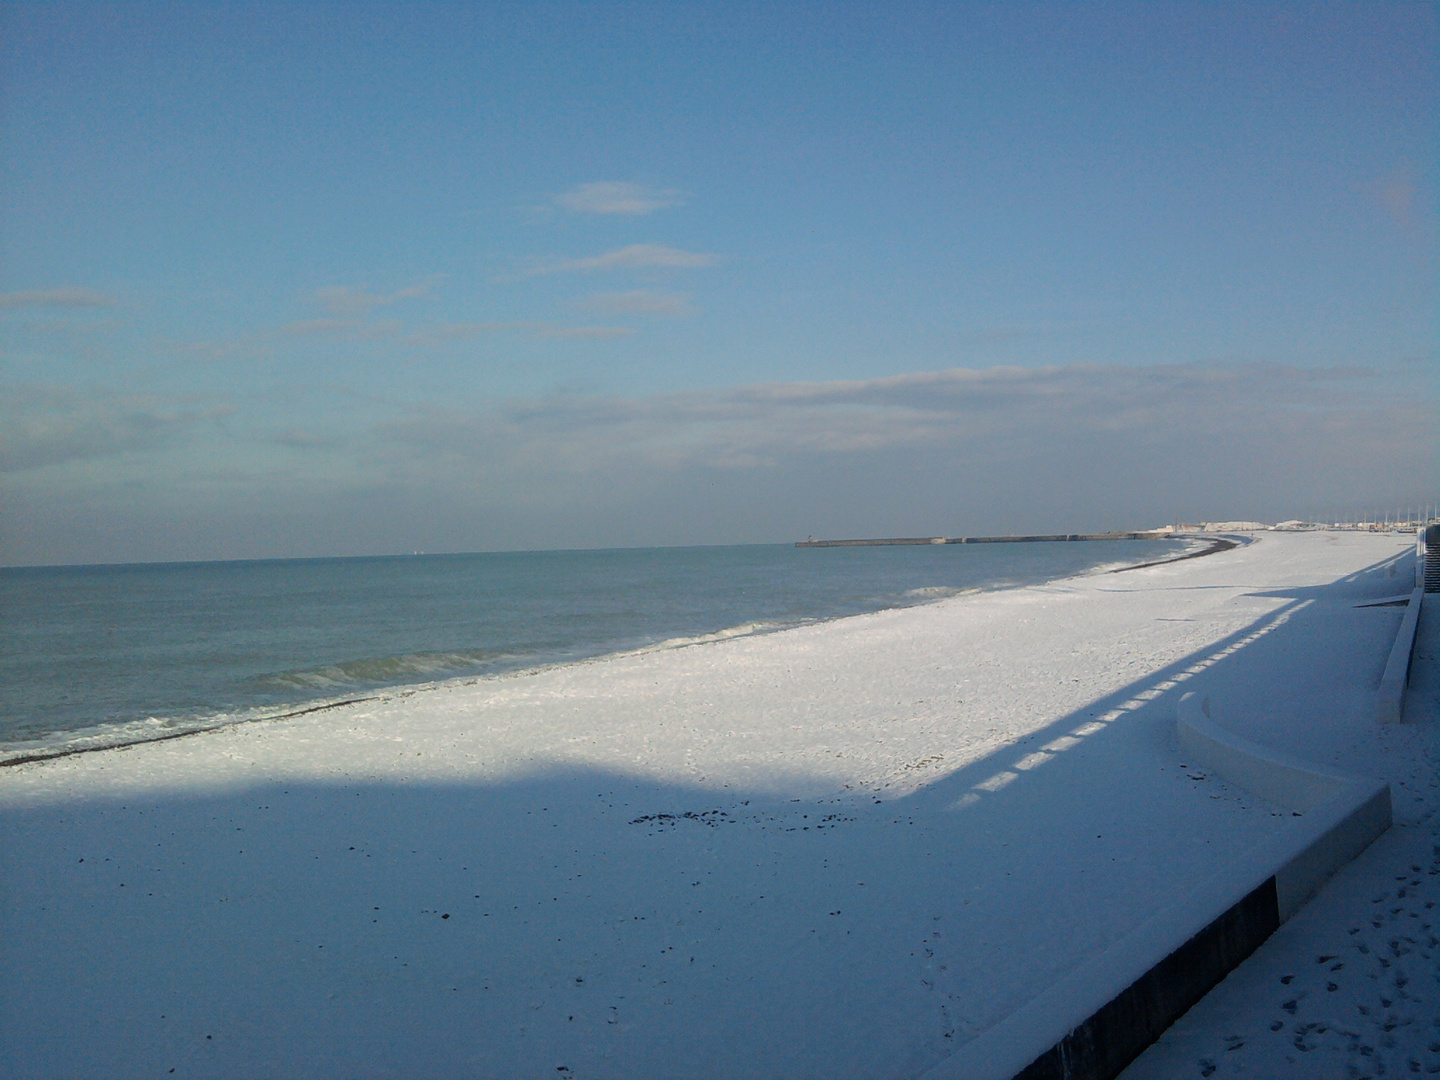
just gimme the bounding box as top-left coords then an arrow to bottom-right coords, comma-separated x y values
1121,540 -> 1439,1080
1,532 -> 1427,1079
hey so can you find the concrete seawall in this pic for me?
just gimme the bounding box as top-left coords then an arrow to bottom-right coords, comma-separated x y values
1376,587 -> 1424,723
920,691 -> 1391,1080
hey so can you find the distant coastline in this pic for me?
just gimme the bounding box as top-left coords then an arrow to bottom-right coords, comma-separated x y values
796,529 -> 1171,547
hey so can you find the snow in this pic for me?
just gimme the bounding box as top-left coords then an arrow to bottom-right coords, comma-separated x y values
1121,569 -> 1440,1079
0,531 -> 1425,1079
1198,521 -> 1270,532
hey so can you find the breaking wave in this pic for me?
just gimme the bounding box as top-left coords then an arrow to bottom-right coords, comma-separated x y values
259,648 -> 522,691
901,585 -> 984,600
631,620 -> 799,653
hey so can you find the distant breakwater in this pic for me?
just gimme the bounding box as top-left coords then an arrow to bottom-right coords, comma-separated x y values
796,531 -> 1171,547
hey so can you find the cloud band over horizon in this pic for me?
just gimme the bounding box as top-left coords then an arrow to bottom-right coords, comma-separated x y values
3,360 -> 1433,565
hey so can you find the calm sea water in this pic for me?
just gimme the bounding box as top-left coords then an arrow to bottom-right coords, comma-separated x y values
0,540 -> 1185,757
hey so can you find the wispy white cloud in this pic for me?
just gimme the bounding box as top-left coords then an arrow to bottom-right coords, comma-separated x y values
554,181 -> 683,215
273,317 -> 404,340
385,320 -> 633,346
277,317 -> 359,337
0,288 -> 117,309
21,317 -> 126,337
271,426 -> 339,449
400,322 -> 506,348
1365,162 -> 1434,240
534,325 -> 637,340
1,384 -> 230,472
529,244 -> 718,275
313,279 -> 439,316
578,290 -> 695,317
398,320 -> 634,345
153,315 -> 635,362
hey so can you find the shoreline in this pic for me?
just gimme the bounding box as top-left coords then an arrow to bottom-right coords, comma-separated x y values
0,535 -> 1221,771
0,696 -> 380,770
1109,534 -> 1239,572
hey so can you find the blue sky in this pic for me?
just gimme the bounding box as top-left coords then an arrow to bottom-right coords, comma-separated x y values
2,2 -> 1435,564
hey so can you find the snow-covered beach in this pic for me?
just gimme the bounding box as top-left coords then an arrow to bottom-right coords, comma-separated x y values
2,531 -> 1433,1079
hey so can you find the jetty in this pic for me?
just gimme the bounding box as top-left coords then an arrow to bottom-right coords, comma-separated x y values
796,530 -> 1170,548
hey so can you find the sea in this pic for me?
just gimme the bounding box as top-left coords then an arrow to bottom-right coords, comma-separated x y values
0,539 -> 1189,760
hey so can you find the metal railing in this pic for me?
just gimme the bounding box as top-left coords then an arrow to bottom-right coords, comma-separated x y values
1420,524 -> 1440,593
